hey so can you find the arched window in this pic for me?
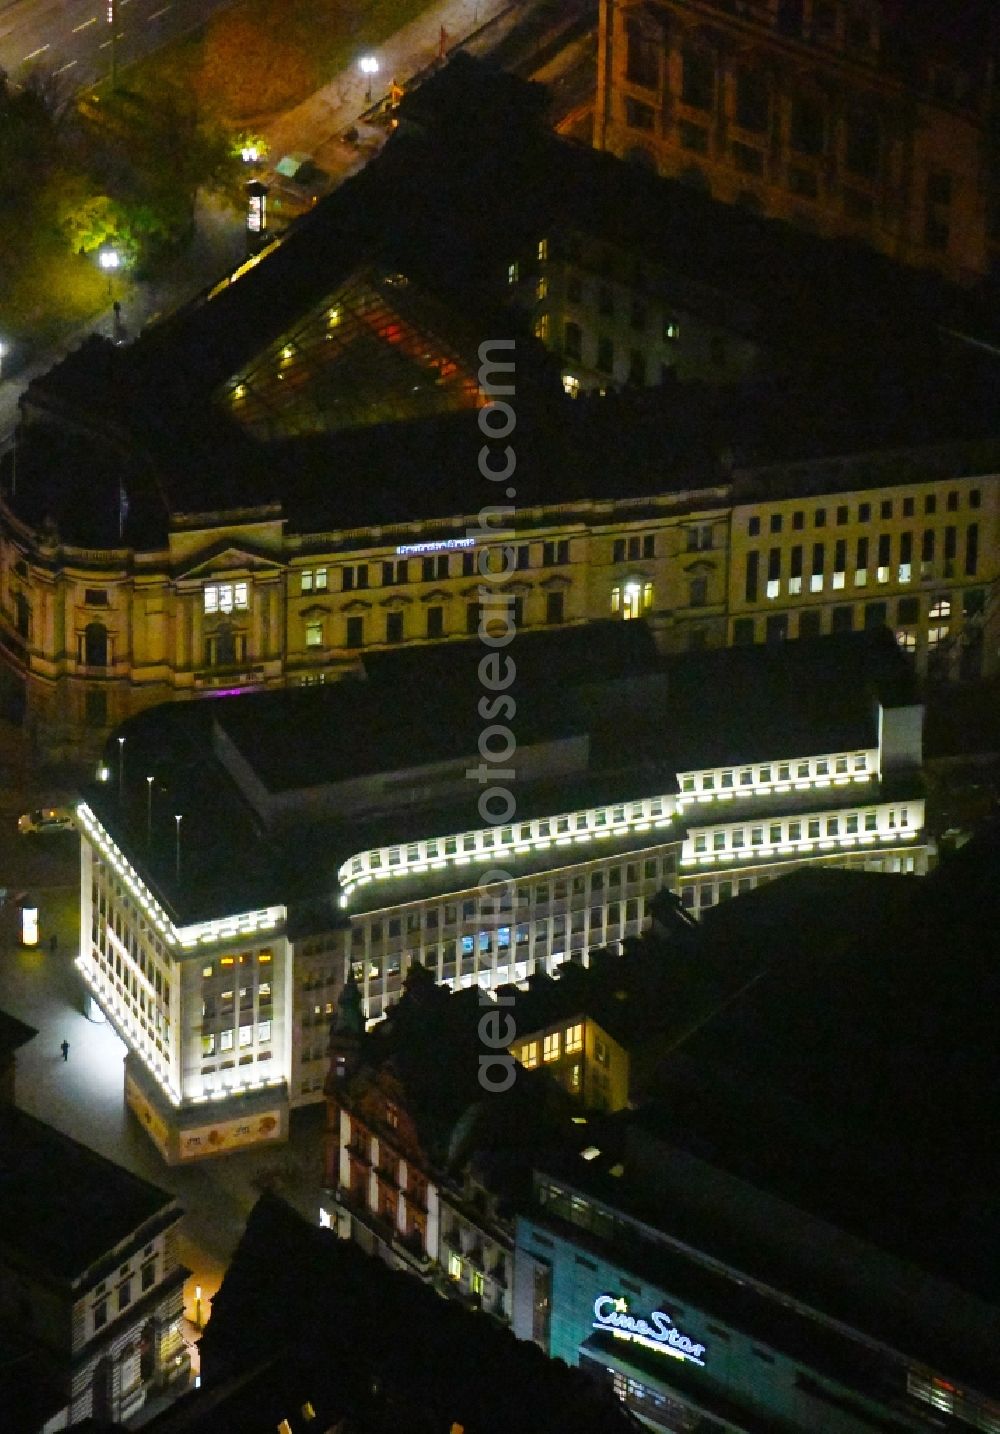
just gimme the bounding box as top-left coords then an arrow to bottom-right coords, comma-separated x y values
83,623 -> 109,668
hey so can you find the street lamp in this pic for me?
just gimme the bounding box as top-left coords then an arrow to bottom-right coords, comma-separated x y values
146,775 -> 154,845
359,54 -> 378,104
117,736 -> 126,800
175,814 -> 182,882
99,247 -> 120,299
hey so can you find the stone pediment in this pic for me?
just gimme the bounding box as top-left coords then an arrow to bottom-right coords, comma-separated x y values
174,540 -> 286,582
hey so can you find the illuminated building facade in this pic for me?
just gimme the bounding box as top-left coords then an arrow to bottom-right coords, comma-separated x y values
321,974 -> 519,1322
595,0 -> 994,282
515,1145 -> 1000,1433
76,627 -> 928,1160
2,435 -> 995,760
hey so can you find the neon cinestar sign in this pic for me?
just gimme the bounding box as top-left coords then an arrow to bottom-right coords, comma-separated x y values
593,1296 -> 708,1366
395,538 -> 476,555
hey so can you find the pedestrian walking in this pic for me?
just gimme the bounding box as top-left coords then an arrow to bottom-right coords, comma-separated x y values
60,1040 -> 69,1061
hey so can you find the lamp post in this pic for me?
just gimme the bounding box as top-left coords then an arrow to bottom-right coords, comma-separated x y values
146,776 -> 154,845
99,247 -> 120,300
175,814 -> 182,882
359,55 -> 378,104
117,736 -> 125,801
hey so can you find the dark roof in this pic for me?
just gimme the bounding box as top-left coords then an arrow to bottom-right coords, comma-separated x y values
640,827 -> 1000,1308
7,59 -> 998,550
0,1108 -> 178,1281
83,626 -> 913,926
195,1193 -> 635,1434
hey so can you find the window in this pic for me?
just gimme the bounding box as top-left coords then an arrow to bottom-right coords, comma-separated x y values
421,554 -> 449,581
204,582 -> 248,614
94,1297 -> 108,1330
736,70 -> 769,132
965,524 -> 979,576
596,335 -> 614,373
385,610 -> 404,644
625,19 -> 659,88
345,616 -> 364,648
118,1278 -> 132,1312
542,1032 -> 560,1062
845,112 -> 879,178
382,559 -> 408,586
625,98 -> 655,131
84,588 -> 109,606
689,576 -> 708,607
628,349 -> 646,385
300,568 -> 327,593
681,47 -> 714,111
790,95 -> 825,156
305,620 -> 323,648
545,591 -> 564,625
426,606 -> 444,639
543,540 -> 569,566
522,1041 -> 539,1069
141,1260 -> 156,1292
897,596 -> 919,625
745,551 -> 759,603
342,564 -> 369,591
565,1023 -> 583,1053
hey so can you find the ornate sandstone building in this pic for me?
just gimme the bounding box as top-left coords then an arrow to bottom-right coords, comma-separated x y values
595,0 -> 996,282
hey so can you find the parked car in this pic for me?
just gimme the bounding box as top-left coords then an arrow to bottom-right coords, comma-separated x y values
17,807 -> 75,835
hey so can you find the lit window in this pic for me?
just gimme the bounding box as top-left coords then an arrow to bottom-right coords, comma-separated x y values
258,1019 -> 271,1042
239,1025 -> 253,1047
507,262 -> 519,284
537,238 -> 548,261
204,582 -> 249,614
562,373 -> 580,397
202,965 -> 213,978
305,620 -> 323,648
543,1032 -> 561,1062
522,1041 -> 539,1068
449,1252 -> 462,1279
565,1023 -> 583,1053
220,1029 -> 234,1051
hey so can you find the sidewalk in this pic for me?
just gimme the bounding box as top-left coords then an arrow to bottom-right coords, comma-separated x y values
260,0 -> 522,168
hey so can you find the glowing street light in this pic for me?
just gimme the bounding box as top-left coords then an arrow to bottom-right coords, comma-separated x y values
100,246 -> 121,300
359,54 -> 379,104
